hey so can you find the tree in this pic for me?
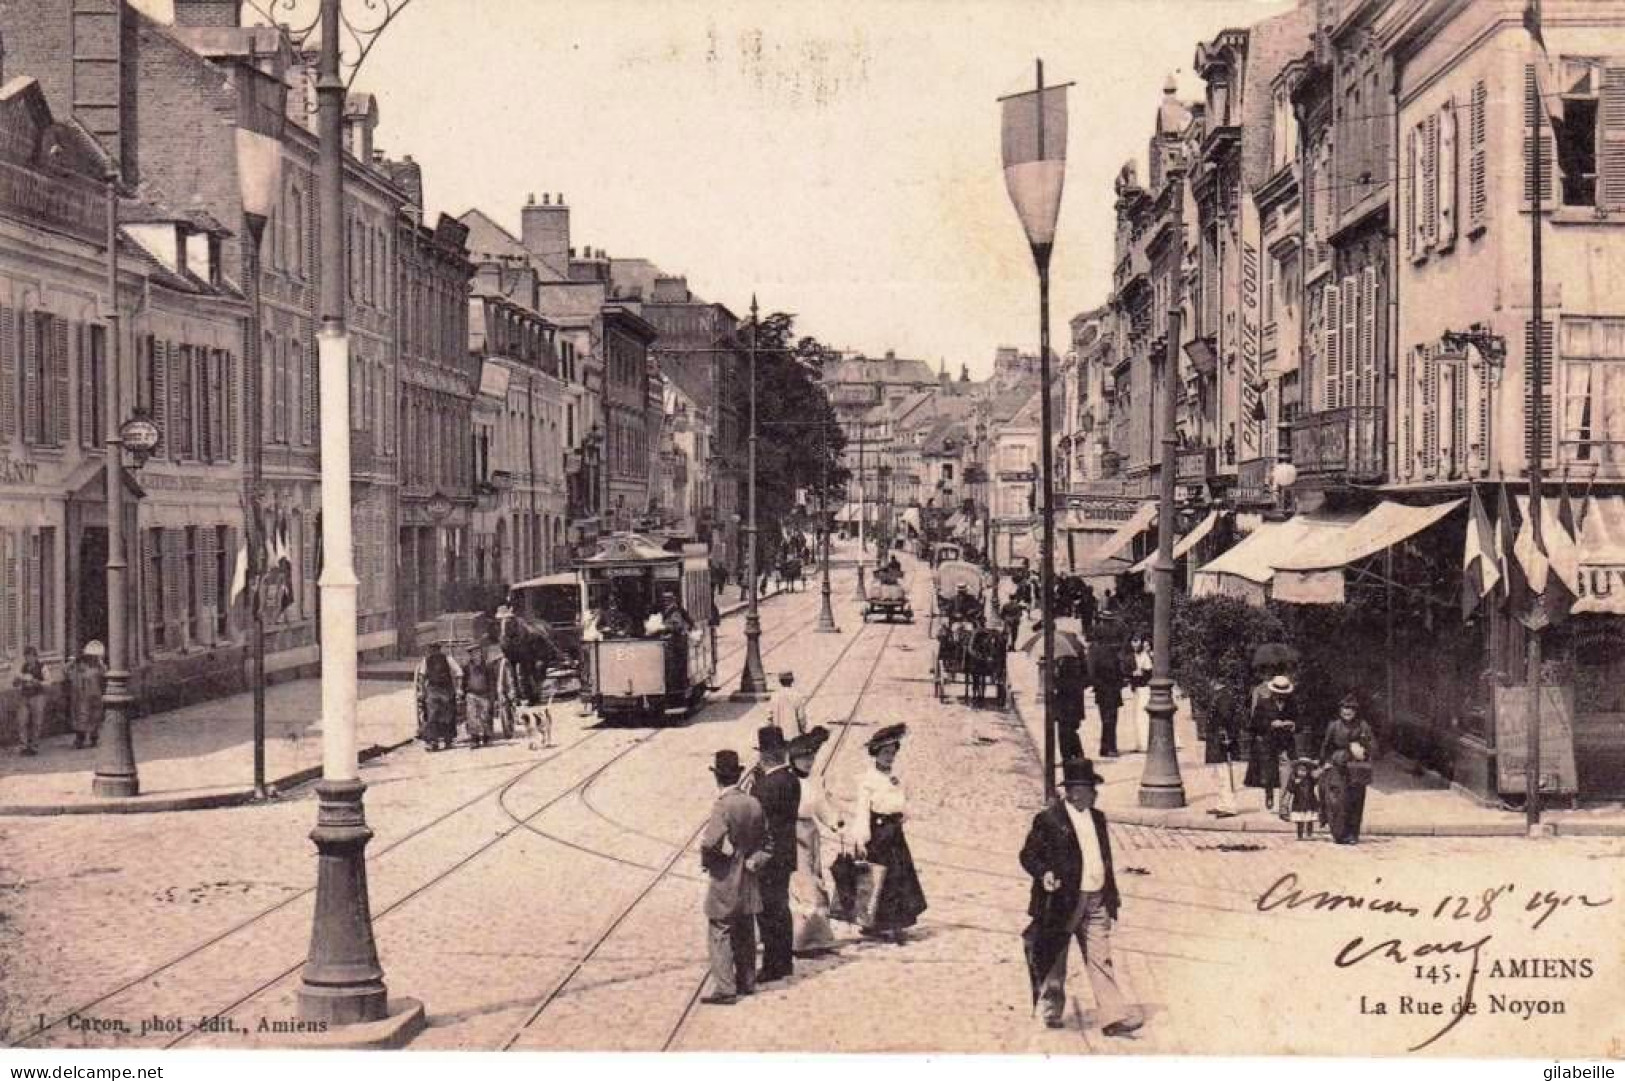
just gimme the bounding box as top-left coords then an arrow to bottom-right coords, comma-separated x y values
729,312 -> 848,568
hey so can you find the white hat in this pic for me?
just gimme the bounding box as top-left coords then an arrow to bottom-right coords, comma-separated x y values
82,640 -> 106,658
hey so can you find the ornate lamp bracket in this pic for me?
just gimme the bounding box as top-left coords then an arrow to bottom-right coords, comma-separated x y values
241,0 -> 418,89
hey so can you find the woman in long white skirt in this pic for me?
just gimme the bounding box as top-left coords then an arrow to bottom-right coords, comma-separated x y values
788,727 -> 841,955
1123,632 -> 1154,753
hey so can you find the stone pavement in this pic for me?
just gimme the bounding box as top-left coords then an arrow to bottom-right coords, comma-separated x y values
1005,625 -> 1625,837
0,678 -> 417,815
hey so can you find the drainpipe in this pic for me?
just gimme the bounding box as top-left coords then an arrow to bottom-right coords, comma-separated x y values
1387,52 -> 1402,751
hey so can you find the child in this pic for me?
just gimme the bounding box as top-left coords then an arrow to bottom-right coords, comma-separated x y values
1283,757 -> 1320,840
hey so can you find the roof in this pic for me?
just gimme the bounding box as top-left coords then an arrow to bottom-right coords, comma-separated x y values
825,353 -> 937,387
579,534 -> 679,565
920,417 -> 971,456
457,207 -> 531,262
510,571 -> 576,590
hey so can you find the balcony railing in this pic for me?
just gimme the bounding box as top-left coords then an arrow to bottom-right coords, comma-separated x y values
1291,406 -> 1386,482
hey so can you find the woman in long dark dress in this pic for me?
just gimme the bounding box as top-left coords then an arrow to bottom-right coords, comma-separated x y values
1245,675 -> 1298,811
850,723 -> 927,941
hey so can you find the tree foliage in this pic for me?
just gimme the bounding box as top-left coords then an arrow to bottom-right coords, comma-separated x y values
728,312 -> 848,565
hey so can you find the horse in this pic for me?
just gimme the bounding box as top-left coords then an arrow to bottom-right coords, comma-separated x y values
960,624 -> 1008,705
778,556 -> 805,592
496,609 -> 565,705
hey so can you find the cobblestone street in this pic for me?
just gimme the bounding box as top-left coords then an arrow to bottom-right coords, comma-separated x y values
3,560 -> 1621,1056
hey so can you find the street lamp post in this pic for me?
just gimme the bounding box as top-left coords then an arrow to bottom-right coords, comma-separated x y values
1000,59 -> 1070,799
731,296 -> 770,702
294,0 -> 423,1038
92,167 -> 138,800
854,421 -> 868,600
1138,169 -> 1188,809
817,423 -> 840,633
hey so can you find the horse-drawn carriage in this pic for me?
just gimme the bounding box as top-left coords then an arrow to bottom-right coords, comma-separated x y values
863,564 -> 913,623
930,559 -> 1007,705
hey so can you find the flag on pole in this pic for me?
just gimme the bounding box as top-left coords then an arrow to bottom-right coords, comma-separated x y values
1462,484 -> 1500,620
1497,475 -> 1530,616
1000,65 -> 1070,251
229,529 -> 248,606
1524,0 -> 1564,129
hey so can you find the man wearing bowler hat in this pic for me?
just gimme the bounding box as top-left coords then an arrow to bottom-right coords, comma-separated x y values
1019,757 -> 1142,1036
698,749 -> 769,1005
742,725 -> 801,983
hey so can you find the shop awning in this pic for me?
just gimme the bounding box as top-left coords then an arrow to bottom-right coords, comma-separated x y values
834,503 -> 864,523
1575,495 -> 1625,614
1272,499 -> 1464,605
901,507 -> 923,533
1130,509 -> 1218,574
1192,515 -> 1357,606
1078,501 -> 1157,565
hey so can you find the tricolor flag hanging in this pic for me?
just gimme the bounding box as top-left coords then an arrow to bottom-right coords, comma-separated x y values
1524,0 -> 1564,129
229,529 -> 248,606
1462,484 -> 1500,620
1513,485 -> 1579,630
1497,475 -> 1530,617
1001,62 -> 1070,254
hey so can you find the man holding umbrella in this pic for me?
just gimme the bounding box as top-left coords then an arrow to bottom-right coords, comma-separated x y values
1024,621 -> 1088,762
1019,757 -> 1141,1035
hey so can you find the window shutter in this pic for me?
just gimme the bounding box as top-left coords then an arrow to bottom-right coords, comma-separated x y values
1406,126 -> 1420,257
0,307 -> 15,441
1599,62 -> 1625,212
302,512 -> 316,617
151,341 -> 169,458
1524,65 -> 1558,209
304,188 -> 317,285
223,525 -> 237,637
50,315 -> 69,446
1468,80 -> 1489,231
78,324 -> 93,448
195,350 -> 211,462
1467,349 -> 1490,478
1422,112 -> 1440,245
1438,99 -> 1458,248
1422,346 -> 1441,478
225,352 -> 238,461
302,341 -> 318,445
22,313 -> 40,444
1358,268 -> 1377,408
1449,358 -> 1468,478
1321,283 -> 1339,412
142,529 -> 158,650
199,526 -> 218,644
1341,276 -> 1358,411
1524,317 -> 1556,466
162,528 -> 182,646
1401,344 -> 1417,480
21,528 -> 36,650
1,531 -> 16,658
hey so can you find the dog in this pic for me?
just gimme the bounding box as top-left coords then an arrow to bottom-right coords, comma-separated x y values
517,701 -> 555,750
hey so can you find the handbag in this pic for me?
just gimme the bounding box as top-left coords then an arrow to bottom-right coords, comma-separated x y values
829,851 -> 859,923
853,859 -> 889,930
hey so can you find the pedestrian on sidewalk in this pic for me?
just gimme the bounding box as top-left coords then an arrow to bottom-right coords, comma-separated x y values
1245,675 -> 1297,812
849,724 -> 927,942
1320,693 -> 1377,767
769,671 -> 808,736
1283,757 -> 1321,840
414,641 -> 462,752
1123,632 -> 1154,753
13,646 -> 47,756
462,644 -> 495,749
787,726 -> 840,956
1343,740 -> 1374,843
1020,757 -> 1142,1036
1319,750 -> 1353,844
68,641 -> 106,750
742,726 -> 800,983
1203,677 -> 1241,817
699,749 -> 769,1006
1047,630 -> 1089,764
1086,632 -> 1126,758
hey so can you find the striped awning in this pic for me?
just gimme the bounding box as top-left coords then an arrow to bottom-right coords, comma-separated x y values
1272,500 -> 1463,605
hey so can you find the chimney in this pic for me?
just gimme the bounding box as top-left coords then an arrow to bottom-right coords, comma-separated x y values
521,190 -> 571,283
172,0 -> 241,27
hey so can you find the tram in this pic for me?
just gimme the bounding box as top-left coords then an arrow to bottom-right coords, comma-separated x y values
578,533 -> 716,720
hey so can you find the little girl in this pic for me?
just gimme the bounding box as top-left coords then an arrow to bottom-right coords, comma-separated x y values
1283,757 -> 1321,840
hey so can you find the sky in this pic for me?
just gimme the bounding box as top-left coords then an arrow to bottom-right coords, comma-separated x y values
139,0 -> 1293,378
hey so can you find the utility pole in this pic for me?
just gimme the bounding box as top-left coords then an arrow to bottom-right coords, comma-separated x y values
731,296 -> 769,701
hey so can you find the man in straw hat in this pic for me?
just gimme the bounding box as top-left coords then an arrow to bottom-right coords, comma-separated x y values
1019,757 -> 1142,1035
769,670 -> 808,737
698,749 -> 769,1005
743,725 -> 801,983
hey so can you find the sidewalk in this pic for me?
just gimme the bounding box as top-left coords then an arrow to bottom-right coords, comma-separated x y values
2,584 -> 793,816
0,678 -> 416,816
1005,626 -> 1625,838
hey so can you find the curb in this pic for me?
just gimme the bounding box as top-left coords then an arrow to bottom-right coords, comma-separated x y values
0,588 -> 805,817
0,737 -> 415,817
1006,679 -> 1625,839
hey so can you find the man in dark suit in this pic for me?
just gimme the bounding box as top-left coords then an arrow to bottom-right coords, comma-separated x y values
743,725 -> 801,983
1019,757 -> 1142,1035
699,749 -> 769,1005
1087,631 -> 1126,757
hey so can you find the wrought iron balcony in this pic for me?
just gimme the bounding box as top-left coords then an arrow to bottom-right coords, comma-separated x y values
1290,405 -> 1386,482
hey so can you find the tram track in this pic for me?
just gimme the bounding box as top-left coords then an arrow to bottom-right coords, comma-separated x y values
15,586 -> 816,1051
497,618 -> 899,1053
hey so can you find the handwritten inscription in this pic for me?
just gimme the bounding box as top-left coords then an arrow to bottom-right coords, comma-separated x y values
1256,873 -> 1613,1052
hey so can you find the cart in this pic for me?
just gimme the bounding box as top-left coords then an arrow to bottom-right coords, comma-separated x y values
863,568 -> 913,623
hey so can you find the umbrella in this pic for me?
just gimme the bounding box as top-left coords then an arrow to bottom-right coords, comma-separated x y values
1022,902 -> 1068,1006
1021,627 -> 1085,663
1252,643 -> 1300,669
